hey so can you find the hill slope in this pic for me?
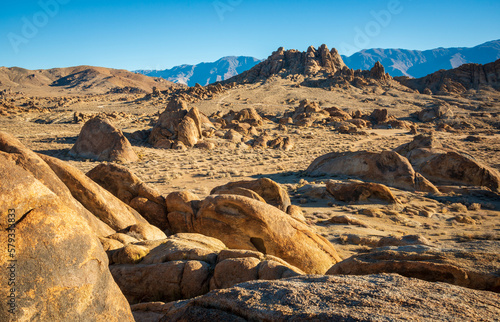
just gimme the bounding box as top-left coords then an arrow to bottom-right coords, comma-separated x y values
0,65 -> 179,96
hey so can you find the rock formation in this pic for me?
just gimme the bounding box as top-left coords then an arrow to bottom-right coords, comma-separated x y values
70,116 -> 138,162
326,180 -> 400,204
87,163 -> 169,230
395,135 -> 500,192
149,98 -> 213,149
327,244 -> 500,292
210,178 -> 291,211
0,152 -> 134,321
108,233 -> 303,304
154,274 -> 500,321
39,154 -> 150,231
306,150 -> 439,193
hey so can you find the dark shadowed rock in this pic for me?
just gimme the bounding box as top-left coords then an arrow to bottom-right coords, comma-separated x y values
69,116 -> 138,162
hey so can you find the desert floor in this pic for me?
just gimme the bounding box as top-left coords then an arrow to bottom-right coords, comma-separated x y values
2,82 -> 499,259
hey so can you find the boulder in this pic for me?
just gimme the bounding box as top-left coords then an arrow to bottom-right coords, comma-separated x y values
178,116 -> 200,147
69,116 -> 138,162
149,99 -> 209,149
141,233 -> 226,265
193,195 -> 341,274
110,260 -> 211,305
210,178 -> 291,211
395,135 -> 500,193
327,244 -> 500,292
0,154 -> 134,321
158,274 -> 500,321
418,152 -> 500,192
0,131 -> 114,237
87,163 -> 164,204
87,163 -> 168,230
306,150 -> 439,193
39,154 -> 149,231
234,108 -> 263,126
418,102 -> 454,122
326,180 -> 400,203
110,234 -> 303,305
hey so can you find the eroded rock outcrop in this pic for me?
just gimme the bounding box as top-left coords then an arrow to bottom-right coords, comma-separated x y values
395,134 -> 500,192
149,98 -> 213,149
69,116 -> 138,162
397,59 -> 500,94
327,244 -> 500,293
109,233 -> 303,305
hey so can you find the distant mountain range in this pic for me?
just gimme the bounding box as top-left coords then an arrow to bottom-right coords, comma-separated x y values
135,40 -> 500,86
342,40 -> 500,78
135,56 -> 261,87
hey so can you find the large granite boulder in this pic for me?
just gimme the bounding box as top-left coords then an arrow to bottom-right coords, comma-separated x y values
0,153 -> 134,321
69,116 -> 138,162
306,150 -> 439,193
156,274 -> 500,321
0,131 -> 114,237
191,195 -> 341,274
39,154 -> 149,231
87,163 -> 169,230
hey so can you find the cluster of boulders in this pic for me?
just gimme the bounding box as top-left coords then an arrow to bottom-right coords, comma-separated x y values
2,129 -> 500,321
307,134 -> 500,194
148,99 -> 294,151
0,130 -> 341,320
279,99 -> 414,133
148,98 -> 212,149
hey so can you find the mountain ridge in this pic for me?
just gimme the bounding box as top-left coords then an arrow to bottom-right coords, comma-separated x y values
342,39 -> 500,78
136,56 -> 261,87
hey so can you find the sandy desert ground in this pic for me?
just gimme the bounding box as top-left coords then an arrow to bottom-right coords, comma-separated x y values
2,79 -> 499,261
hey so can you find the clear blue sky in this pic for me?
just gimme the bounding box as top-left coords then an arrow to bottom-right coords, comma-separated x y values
1,0 -> 499,70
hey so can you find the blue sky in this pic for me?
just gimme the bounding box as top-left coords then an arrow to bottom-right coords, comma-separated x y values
1,0 -> 499,70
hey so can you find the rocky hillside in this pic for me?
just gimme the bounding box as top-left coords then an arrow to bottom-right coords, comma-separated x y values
342,39 -> 500,78
396,58 -> 500,94
136,56 -> 261,87
0,65 -> 180,95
